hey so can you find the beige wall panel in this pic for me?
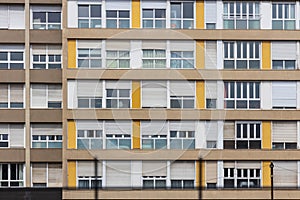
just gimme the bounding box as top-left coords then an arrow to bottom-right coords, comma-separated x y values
0,70 -> 25,83
0,149 -> 25,162
0,110 -> 25,122
30,149 -> 62,162
30,109 -> 62,122
30,30 -> 62,44
30,69 -> 62,83
0,30 -> 24,43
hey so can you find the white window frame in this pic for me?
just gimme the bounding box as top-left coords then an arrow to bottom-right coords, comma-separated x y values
223,2 -> 260,29
32,10 -> 61,30
106,10 -> 130,28
0,84 -> 24,109
232,121 -> 261,149
272,3 -> 295,30
142,49 -> 166,68
223,41 -> 261,69
170,179 -> 194,189
141,134 -> 167,150
106,50 -> 130,68
77,129 -> 103,149
142,176 -> 167,189
30,84 -> 62,109
142,8 -> 166,28
0,163 -> 24,187
0,50 -> 24,69
77,176 -> 102,189
77,3 -> 102,28
169,96 -> 195,109
169,130 -> 195,149
272,60 -> 296,70
224,81 -> 260,109
77,48 -> 102,69
31,45 -> 62,69
105,88 -> 131,108
170,51 -> 194,69
170,1 -> 195,29
31,135 -> 62,148
105,133 -> 131,149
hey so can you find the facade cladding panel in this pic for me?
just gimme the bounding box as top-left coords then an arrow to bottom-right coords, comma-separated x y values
0,0 -> 299,199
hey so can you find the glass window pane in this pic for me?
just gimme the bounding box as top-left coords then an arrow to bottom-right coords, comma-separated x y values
48,12 -> 61,23
142,139 -> 153,149
224,60 -> 234,69
143,9 -> 153,18
155,139 -> 167,149
285,20 -> 295,30
155,9 -> 165,18
106,19 -> 117,28
11,52 -> 23,61
91,5 -> 101,17
106,10 -> 117,18
170,139 -> 182,149
183,2 -> 193,18
285,60 -> 295,69
78,5 -> 89,17
0,52 -> 7,61
33,12 -> 46,23
171,3 -> 181,18
272,20 -> 283,29
119,11 -> 129,18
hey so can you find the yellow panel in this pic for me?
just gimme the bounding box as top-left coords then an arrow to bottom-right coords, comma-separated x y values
195,160 -> 205,187
195,161 -> 200,187
68,40 -> 76,68
132,121 -> 140,149
68,161 -> 76,188
131,0 -> 141,28
262,161 -> 271,187
196,81 -> 205,109
132,81 -> 141,109
196,0 -> 204,29
68,120 -> 76,149
196,41 -> 205,69
262,121 -> 271,149
262,41 -> 271,70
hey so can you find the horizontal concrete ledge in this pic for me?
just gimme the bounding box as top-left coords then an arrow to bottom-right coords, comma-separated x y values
30,149 -> 62,162
31,109 -> 62,122
30,30 -> 62,44
65,29 -> 300,41
0,30 -> 24,43
0,70 -> 25,83
0,149 -> 25,162
30,0 -> 61,4
67,109 -> 300,121
0,109 -> 25,122
30,69 -> 62,83
63,189 -> 300,199
65,149 -> 300,161
66,69 -> 300,81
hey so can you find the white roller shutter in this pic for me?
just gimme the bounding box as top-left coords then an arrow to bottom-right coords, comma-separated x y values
205,1 -> 217,23
141,0 -> 167,8
48,45 -> 61,54
9,6 -> 25,29
48,85 -> 62,102
10,84 -> 23,104
206,81 -> 217,99
272,82 -> 296,108
77,40 -> 102,49
272,121 -> 297,142
142,40 -> 166,49
206,161 -> 217,184
31,84 -> 47,108
236,161 -> 261,169
206,121 -> 218,141
142,161 -> 167,176
274,161 -> 297,187
32,163 -> 47,184
106,40 -> 130,50
105,121 -> 132,135
77,161 -> 102,177
48,164 -> 62,187
0,6 -> 8,29
0,85 -> 8,103
10,124 -> 24,148
224,121 -> 235,140
169,121 -> 195,131
205,41 -> 217,69
170,41 -> 194,51
141,121 -> 167,136
272,42 -> 297,60
77,80 -> 103,97
105,81 -> 131,89
77,120 -> 103,130
223,161 -> 235,168
169,81 -> 195,96
31,6 -> 61,12
0,125 -> 8,134
31,124 -> 62,136
170,161 -> 195,180
142,81 -> 167,108
106,0 -> 131,10
32,45 -> 46,54
106,161 -> 131,187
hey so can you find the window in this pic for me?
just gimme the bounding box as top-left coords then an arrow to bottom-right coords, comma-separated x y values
0,124 -> 24,148
105,121 -> 132,149
106,81 -> 131,108
77,161 -> 102,189
141,121 -> 167,149
171,2 -> 194,29
143,177 -> 166,189
78,4 -> 101,28
224,122 -> 261,149
170,81 -> 195,109
32,45 -> 61,69
272,3 -> 295,30
31,124 -> 62,148
142,9 -> 166,28
170,51 -> 194,69
31,84 -> 62,108
224,82 -> 260,109
77,80 -> 102,109
106,10 -> 130,28
0,5 -> 25,29
0,84 -> 24,108
206,81 -> 217,109
272,42 -> 296,70
170,131 -> 195,149
32,7 -> 61,30
106,50 -> 130,68
142,49 -> 166,68
272,82 -> 296,109
0,164 -> 24,187
0,47 -> 24,69
224,41 -> 260,69
32,163 -> 62,187
224,162 -> 260,188
170,162 -> 195,188
78,176 -> 102,189
142,81 -> 167,108
78,48 -> 101,68
171,180 -> 194,189
223,2 -> 260,29
77,130 -> 102,149
272,121 -> 297,149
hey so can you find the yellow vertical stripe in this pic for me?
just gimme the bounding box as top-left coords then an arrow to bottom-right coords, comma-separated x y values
262,161 -> 271,187
196,0 -> 205,29
131,0 -> 140,28
196,81 -> 205,109
132,81 -> 141,109
262,121 -> 271,149
262,41 -> 271,70
195,160 -> 205,187
68,161 -> 76,188
196,41 -> 205,69
132,121 -> 140,149
195,161 -> 200,187
68,40 -> 76,68
68,120 -> 76,149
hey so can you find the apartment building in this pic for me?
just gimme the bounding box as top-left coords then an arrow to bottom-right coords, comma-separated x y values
0,0 -> 300,199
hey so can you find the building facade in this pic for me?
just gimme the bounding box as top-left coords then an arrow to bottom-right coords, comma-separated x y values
0,0 -> 300,199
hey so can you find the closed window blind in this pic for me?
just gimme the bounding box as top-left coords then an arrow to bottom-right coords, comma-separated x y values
77,161 -> 102,177
272,121 -> 297,142
273,161 -> 297,187
205,41 -> 217,69
31,124 -> 62,136
142,81 -> 167,108
10,85 -> 23,103
105,121 -> 131,135
224,121 -> 235,140
31,85 -> 47,108
272,82 -> 296,108
106,161 -> 131,187
272,42 -> 297,60
48,164 -> 62,187
170,161 -> 195,180
206,161 -> 217,184
141,121 -> 167,136
169,81 -> 195,96
206,121 -> 218,141
10,124 -> 24,148
142,161 -> 167,176
32,163 -> 47,184
77,80 -> 103,97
